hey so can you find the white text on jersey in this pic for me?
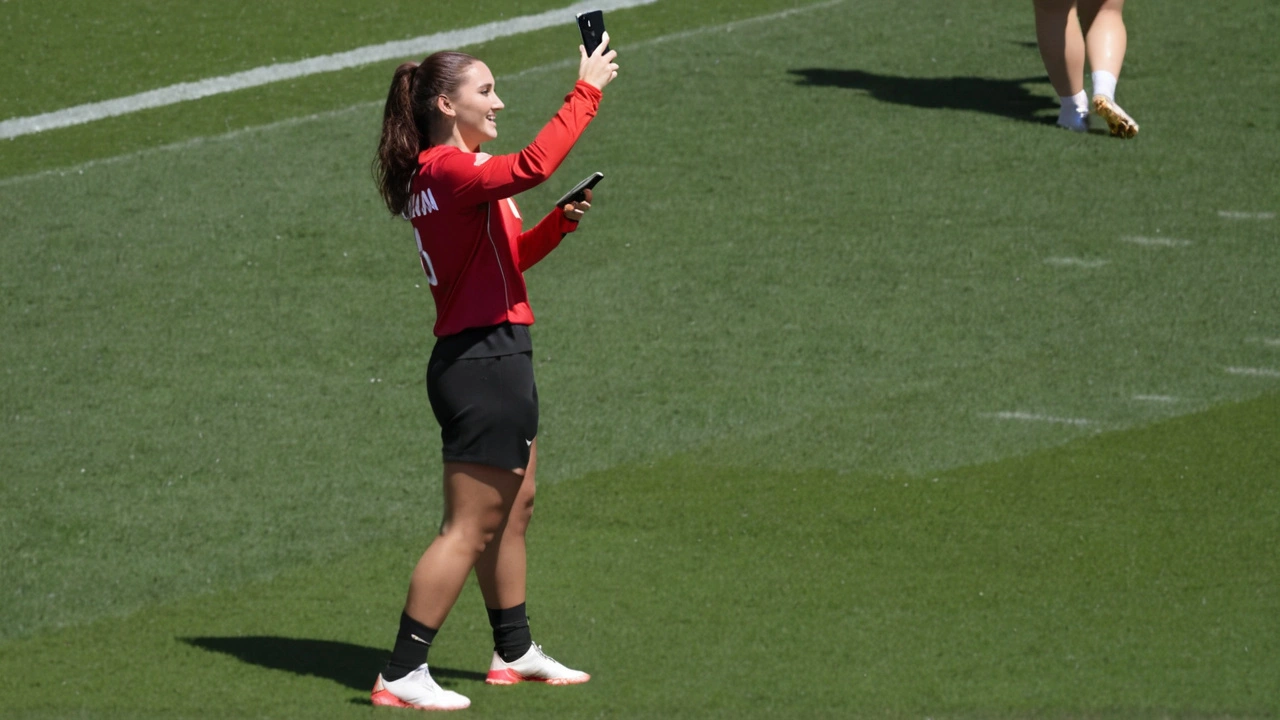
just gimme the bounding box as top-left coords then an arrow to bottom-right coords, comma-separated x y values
409,188 -> 439,218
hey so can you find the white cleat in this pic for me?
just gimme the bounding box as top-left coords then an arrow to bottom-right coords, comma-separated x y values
485,643 -> 590,686
371,664 -> 471,711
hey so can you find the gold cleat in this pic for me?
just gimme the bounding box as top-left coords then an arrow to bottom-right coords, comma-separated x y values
1092,95 -> 1139,138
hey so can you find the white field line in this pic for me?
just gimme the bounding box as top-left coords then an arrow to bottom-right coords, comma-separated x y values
0,56 -> 577,189
1,0 -> 846,190
1133,395 -> 1179,403
0,0 -> 657,140
984,411 -> 1093,426
1120,235 -> 1192,248
1225,366 -> 1280,378
1246,337 -> 1280,348
1044,257 -> 1109,268
1218,210 -> 1276,220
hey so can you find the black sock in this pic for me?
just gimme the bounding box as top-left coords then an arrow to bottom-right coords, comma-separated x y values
487,603 -> 533,663
383,612 -> 438,682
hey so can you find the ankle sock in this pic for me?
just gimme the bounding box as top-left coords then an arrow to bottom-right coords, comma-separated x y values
383,611 -> 438,681
488,603 -> 533,662
1061,90 -> 1089,115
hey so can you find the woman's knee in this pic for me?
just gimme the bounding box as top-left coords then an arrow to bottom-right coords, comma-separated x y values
440,513 -> 505,554
443,462 -> 526,535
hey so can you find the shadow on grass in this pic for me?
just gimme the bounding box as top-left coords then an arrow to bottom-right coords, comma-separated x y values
183,636 -> 487,692
788,67 -> 1057,125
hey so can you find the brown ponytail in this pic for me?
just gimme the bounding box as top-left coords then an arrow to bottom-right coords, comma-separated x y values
373,51 -> 480,216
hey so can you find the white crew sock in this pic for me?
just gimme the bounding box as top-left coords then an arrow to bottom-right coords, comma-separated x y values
1060,90 -> 1089,115
1091,71 -> 1117,101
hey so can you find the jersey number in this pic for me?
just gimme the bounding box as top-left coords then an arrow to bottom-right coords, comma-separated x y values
414,228 -> 439,286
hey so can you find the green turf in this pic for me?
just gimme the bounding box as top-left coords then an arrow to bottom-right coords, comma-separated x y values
0,392 -> 1275,718
2,0 -> 1278,717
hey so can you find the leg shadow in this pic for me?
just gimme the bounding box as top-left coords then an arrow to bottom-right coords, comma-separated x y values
789,68 -> 1057,125
183,636 -> 487,692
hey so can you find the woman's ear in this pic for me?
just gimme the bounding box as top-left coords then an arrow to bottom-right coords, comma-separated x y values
434,94 -> 456,118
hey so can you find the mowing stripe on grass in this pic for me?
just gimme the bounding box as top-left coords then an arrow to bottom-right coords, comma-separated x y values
1120,235 -> 1192,248
985,411 -> 1093,426
625,0 -> 845,48
1225,366 -> 1280,378
0,0 -> 657,140
1218,210 -> 1275,220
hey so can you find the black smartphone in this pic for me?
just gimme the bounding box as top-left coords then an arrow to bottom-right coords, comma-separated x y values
556,172 -> 604,207
576,10 -> 607,55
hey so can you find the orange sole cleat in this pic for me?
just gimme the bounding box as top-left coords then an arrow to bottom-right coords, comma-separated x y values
371,676 -> 413,708
371,673 -> 470,711
485,666 -> 590,686
485,644 -> 590,686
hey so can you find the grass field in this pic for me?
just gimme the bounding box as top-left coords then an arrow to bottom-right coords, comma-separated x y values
2,0 -> 1277,717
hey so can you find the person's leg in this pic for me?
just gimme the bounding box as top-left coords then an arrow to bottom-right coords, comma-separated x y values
476,441 -> 536,663
1079,0 -> 1127,80
1080,0 -> 1138,137
1033,0 -> 1089,131
475,441 -> 536,612
374,462 -> 522,710
383,463 -> 523,677
473,441 -> 590,686
1033,0 -> 1086,97
406,461 -> 526,628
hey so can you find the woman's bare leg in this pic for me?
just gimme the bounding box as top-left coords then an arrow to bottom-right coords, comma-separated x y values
1079,0 -> 1138,136
468,441 -> 589,684
1033,0 -> 1086,98
404,461 -> 525,628
1079,0 -> 1127,78
475,440 -> 537,611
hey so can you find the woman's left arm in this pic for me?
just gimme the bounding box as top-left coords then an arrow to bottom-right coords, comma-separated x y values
517,188 -> 594,271
516,209 -> 577,272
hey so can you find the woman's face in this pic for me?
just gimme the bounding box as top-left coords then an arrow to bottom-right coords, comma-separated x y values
446,61 -> 504,150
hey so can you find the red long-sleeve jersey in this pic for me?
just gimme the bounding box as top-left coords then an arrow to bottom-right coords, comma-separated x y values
408,80 -> 603,338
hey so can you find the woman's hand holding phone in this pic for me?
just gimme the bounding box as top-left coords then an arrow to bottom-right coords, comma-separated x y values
578,31 -> 618,91
562,188 -> 593,222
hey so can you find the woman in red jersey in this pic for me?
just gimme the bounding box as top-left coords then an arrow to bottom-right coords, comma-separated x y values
368,34 -> 618,712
